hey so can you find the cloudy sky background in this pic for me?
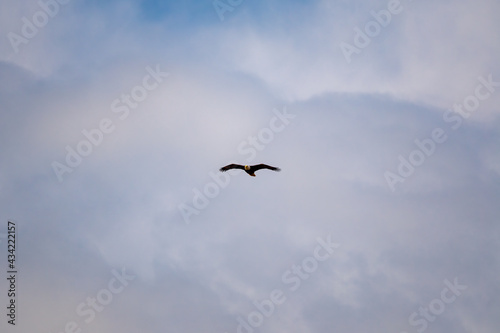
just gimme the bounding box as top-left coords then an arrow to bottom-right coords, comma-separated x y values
1,0 -> 499,332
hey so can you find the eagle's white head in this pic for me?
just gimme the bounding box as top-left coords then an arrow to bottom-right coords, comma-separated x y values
244,165 -> 250,171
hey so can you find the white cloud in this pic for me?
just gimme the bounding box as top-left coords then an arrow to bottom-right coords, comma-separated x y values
1,1 -> 499,332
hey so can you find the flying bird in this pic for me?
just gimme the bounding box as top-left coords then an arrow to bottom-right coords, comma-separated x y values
219,164 -> 281,177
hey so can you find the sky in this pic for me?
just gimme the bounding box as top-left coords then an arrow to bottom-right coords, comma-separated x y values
0,0 -> 499,332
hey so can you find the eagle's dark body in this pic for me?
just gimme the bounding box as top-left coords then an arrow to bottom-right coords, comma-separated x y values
219,164 -> 281,177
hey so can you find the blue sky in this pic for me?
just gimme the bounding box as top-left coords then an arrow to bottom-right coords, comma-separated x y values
1,0 -> 500,332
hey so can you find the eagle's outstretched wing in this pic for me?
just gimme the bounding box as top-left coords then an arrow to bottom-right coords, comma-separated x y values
219,164 -> 245,172
251,164 -> 281,172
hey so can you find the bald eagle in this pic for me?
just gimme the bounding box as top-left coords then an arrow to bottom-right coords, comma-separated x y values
219,164 -> 281,177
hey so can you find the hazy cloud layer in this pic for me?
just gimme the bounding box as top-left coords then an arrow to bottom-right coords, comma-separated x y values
1,1 -> 499,332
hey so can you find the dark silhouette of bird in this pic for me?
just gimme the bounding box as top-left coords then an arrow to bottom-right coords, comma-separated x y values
219,164 -> 281,177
